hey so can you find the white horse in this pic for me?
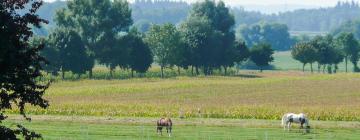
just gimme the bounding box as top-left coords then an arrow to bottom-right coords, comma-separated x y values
281,113 -> 310,133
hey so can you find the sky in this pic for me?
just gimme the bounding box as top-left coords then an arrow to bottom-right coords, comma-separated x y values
43,0 -> 360,13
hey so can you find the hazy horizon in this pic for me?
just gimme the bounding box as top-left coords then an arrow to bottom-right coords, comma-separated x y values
43,0 -> 360,14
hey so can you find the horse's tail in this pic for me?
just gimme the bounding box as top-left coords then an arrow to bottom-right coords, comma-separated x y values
281,114 -> 287,126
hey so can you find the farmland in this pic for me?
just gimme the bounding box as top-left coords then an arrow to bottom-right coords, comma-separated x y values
12,71 -> 360,121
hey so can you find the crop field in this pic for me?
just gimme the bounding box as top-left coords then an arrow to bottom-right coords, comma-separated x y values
6,71 -> 360,139
11,71 -> 360,121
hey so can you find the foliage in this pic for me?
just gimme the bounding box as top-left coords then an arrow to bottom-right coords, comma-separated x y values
291,42 -> 318,72
46,28 -> 93,78
126,28 -> 153,75
54,0 -> 133,78
250,43 -> 274,72
237,22 -> 293,51
310,35 -> 345,73
336,33 -> 360,72
0,0 -> 50,139
145,23 -> 182,78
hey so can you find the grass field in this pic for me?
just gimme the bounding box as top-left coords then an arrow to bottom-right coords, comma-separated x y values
7,70 -> 360,139
273,51 -> 360,71
11,71 -> 360,121
6,115 -> 360,140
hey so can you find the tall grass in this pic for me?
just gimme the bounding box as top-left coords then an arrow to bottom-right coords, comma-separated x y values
14,72 -> 360,121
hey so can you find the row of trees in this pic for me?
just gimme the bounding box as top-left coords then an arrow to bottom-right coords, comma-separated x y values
292,33 -> 360,73
39,0 -> 275,79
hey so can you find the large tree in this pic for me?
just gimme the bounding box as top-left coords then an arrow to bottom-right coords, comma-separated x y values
145,23 -> 182,78
311,35 -> 344,73
250,43 -> 274,72
47,28 -> 93,79
291,42 -> 319,72
336,32 -> 360,72
0,0 -> 49,139
125,28 -> 153,77
180,0 -> 236,75
55,0 -> 133,78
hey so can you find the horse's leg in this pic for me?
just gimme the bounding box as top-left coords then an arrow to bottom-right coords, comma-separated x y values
288,122 -> 291,132
169,126 -> 172,137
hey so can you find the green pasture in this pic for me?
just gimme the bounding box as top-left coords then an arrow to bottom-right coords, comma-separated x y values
6,116 -> 360,140
273,51 -> 360,71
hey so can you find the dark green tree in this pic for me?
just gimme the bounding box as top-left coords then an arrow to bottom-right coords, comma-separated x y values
31,36 -> 61,75
47,28 -> 93,79
250,43 -> 274,72
125,28 -> 153,77
55,0 -> 132,78
0,0 -> 49,139
311,35 -> 344,73
336,33 -> 360,72
291,42 -> 319,72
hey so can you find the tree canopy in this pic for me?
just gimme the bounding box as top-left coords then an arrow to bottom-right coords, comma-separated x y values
0,0 -> 49,139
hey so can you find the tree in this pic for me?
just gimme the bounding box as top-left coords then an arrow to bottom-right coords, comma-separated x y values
31,36 -> 61,76
291,42 -> 319,72
250,43 -> 274,72
180,16 -> 214,75
0,0 -> 49,139
223,40 -> 250,75
237,22 -> 293,51
55,0 -> 133,78
145,23 -> 182,78
47,28 -> 93,79
336,33 -> 360,72
125,28 -> 153,77
311,35 -> 344,73
180,0 -> 236,75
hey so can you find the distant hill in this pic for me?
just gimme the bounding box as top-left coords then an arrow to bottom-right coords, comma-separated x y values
34,0 -> 360,35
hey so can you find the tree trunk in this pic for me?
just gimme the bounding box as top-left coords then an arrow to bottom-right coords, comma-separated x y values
62,69 -> 65,80
177,66 -> 181,76
345,57 -> 348,73
131,69 -> 134,78
317,63 -> 320,73
224,66 -> 228,76
260,67 -> 263,72
196,67 -> 199,75
161,66 -> 164,78
203,67 -> 207,76
302,63 -> 306,72
191,66 -> 194,76
110,67 -> 113,78
89,69 -> 93,79
310,63 -> 313,73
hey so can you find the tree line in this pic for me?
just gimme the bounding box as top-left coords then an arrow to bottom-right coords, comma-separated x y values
292,32 -> 360,73
36,0 -> 275,79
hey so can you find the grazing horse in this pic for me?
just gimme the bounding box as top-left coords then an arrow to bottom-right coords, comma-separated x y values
282,113 -> 310,133
157,118 -> 172,136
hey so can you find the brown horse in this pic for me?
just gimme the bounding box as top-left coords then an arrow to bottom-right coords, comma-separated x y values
157,118 -> 172,136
